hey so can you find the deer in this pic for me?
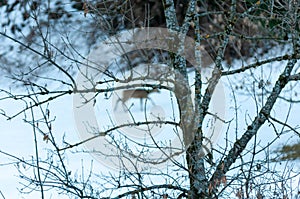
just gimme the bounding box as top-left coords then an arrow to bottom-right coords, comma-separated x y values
114,88 -> 160,111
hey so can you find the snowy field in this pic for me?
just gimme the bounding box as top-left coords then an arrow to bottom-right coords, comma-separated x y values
0,29 -> 299,198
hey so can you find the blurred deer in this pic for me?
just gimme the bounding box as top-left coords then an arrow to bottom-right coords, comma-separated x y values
114,88 -> 160,111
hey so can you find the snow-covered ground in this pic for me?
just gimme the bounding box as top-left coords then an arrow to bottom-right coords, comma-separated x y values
0,28 -> 299,198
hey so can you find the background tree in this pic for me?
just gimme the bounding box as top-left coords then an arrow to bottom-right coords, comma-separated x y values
0,0 -> 299,199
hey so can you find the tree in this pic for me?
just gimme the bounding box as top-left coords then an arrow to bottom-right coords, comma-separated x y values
0,0 -> 299,198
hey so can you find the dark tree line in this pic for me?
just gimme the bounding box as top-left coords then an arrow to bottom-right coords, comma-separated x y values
0,0 -> 299,198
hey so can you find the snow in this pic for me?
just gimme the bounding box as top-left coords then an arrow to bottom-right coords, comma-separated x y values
0,23 -> 299,199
